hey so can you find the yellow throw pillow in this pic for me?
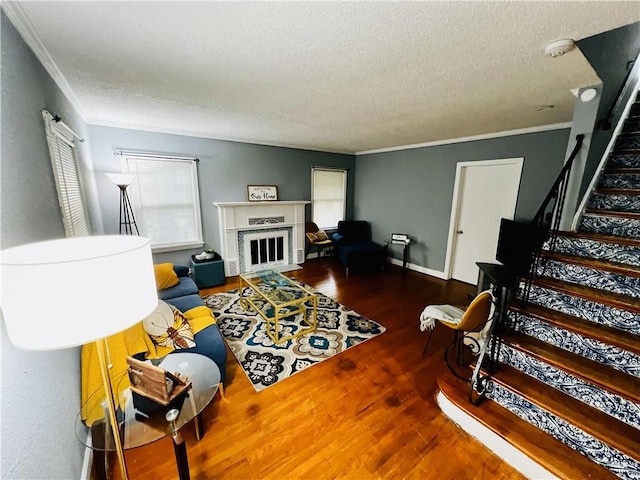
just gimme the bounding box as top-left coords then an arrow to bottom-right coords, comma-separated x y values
154,263 -> 179,290
143,300 -> 196,350
184,306 -> 217,332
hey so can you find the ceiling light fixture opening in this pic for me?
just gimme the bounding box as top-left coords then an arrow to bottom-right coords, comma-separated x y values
545,39 -> 576,58
580,88 -> 598,102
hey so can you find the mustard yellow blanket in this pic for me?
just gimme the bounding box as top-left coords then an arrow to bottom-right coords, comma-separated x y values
81,305 -> 215,424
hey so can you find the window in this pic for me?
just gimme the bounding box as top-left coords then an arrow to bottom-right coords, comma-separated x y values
42,110 -> 90,237
311,168 -> 347,229
121,152 -> 203,252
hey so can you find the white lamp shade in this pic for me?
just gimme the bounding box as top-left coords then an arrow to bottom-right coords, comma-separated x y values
105,173 -> 136,186
0,236 -> 158,350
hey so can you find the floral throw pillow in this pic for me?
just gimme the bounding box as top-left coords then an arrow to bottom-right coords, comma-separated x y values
143,300 -> 196,349
306,230 -> 329,242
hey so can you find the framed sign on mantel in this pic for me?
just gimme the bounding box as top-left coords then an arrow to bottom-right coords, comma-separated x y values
247,185 -> 278,202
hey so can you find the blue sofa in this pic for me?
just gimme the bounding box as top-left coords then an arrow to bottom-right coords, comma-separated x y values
332,221 -> 387,275
156,265 -> 227,383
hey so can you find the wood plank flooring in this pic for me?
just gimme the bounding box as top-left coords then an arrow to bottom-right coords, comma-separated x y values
123,258 -> 525,480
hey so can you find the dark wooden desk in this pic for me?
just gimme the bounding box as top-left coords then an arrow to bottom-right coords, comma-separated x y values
476,262 -> 505,295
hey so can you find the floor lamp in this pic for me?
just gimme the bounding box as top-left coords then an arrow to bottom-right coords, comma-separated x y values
0,236 -> 158,480
106,173 -> 140,235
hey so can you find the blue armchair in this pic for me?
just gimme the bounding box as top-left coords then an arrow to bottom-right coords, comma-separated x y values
332,221 -> 387,275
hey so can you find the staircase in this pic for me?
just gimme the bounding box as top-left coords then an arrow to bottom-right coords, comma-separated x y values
440,92 -> 640,479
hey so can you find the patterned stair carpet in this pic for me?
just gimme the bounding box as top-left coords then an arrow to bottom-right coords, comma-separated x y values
482,91 -> 640,479
203,284 -> 385,392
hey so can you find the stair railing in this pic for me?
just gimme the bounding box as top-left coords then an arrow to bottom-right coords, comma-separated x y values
598,54 -> 639,131
468,134 -> 584,405
572,59 -> 640,232
523,133 -> 584,302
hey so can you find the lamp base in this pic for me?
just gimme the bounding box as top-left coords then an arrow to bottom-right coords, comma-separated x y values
95,338 -> 129,480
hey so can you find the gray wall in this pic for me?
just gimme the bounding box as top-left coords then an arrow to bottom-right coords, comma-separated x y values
559,85 -> 603,230
1,11 -> 90,480
355,128 -> 571,272
88,126 -> 355,265
577,21 -> 640,199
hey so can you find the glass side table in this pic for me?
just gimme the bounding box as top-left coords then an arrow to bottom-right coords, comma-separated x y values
76,353 -> 221,479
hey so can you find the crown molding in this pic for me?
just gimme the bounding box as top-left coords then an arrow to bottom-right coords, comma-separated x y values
89,118 -> 353,155
2,1 -> 87,120
356,122 -> 573,156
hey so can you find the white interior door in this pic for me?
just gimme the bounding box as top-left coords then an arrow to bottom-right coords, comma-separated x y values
448,159 -> 523,285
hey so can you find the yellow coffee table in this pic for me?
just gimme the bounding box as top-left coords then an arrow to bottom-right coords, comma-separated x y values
239,269 -> 318,344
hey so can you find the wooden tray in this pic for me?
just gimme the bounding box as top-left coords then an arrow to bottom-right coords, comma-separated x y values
126,356 -> 191,406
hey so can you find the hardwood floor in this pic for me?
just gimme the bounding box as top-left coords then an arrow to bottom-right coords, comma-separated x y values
124,258 -> 525,480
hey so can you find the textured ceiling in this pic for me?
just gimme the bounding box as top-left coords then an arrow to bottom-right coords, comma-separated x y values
7,1 -> 640,154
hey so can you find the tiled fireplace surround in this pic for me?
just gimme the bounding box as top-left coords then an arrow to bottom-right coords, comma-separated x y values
214,201 -> 309,276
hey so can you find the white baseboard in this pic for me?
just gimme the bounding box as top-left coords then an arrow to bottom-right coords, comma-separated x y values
306,252 -> 448,280
305,251 -> 328,260
80,433 -> 93,480
386,257 -> 447,279
436,391 -> 558,480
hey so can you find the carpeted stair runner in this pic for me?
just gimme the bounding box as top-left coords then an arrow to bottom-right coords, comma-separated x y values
580,123 -> 640,240
484,91 -> 640,479
441,91 -> 640,479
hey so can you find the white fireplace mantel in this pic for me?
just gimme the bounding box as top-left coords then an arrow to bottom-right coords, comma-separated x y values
214,201 -> 310,276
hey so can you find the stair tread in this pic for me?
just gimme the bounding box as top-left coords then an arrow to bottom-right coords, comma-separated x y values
584,209 -> 640,220
594,188 -> 640,196
603,167 -> 640,174
611,148 -> 640,155
491,364 -> 640,463
505,331 -> 640,404
612,149 -> 640,155
437,371 -> 618,480
533,276 -> 640,314
551,230 -> 640,248
540,250 -> 640,278
510,302 -> 640,357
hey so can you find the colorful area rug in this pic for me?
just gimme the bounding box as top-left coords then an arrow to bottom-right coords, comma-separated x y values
202,283 -> 385,392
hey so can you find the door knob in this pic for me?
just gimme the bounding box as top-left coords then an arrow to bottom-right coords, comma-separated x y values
457,230 -> 463,234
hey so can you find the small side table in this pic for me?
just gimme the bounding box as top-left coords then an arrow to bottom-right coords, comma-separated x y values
401,242 -> 412,270
190,254 -> 225,289
77,353 -> 221,480
390,239 -> 414,271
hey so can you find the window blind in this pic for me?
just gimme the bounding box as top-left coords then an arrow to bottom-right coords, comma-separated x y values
42,111 -> 90,237
312,168 -> 347,229
123,154 -> 203,252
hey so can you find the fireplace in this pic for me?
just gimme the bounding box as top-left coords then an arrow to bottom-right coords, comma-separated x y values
239,227 -> 290,271
214,201 -> 309,276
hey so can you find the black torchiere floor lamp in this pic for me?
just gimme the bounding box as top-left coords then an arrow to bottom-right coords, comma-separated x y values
106,173 -> 140,235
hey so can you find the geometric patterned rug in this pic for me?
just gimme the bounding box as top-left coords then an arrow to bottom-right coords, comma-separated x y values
202,282 -> 386,392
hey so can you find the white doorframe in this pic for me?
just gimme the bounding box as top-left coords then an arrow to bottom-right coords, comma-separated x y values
443,157 -> 524,280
